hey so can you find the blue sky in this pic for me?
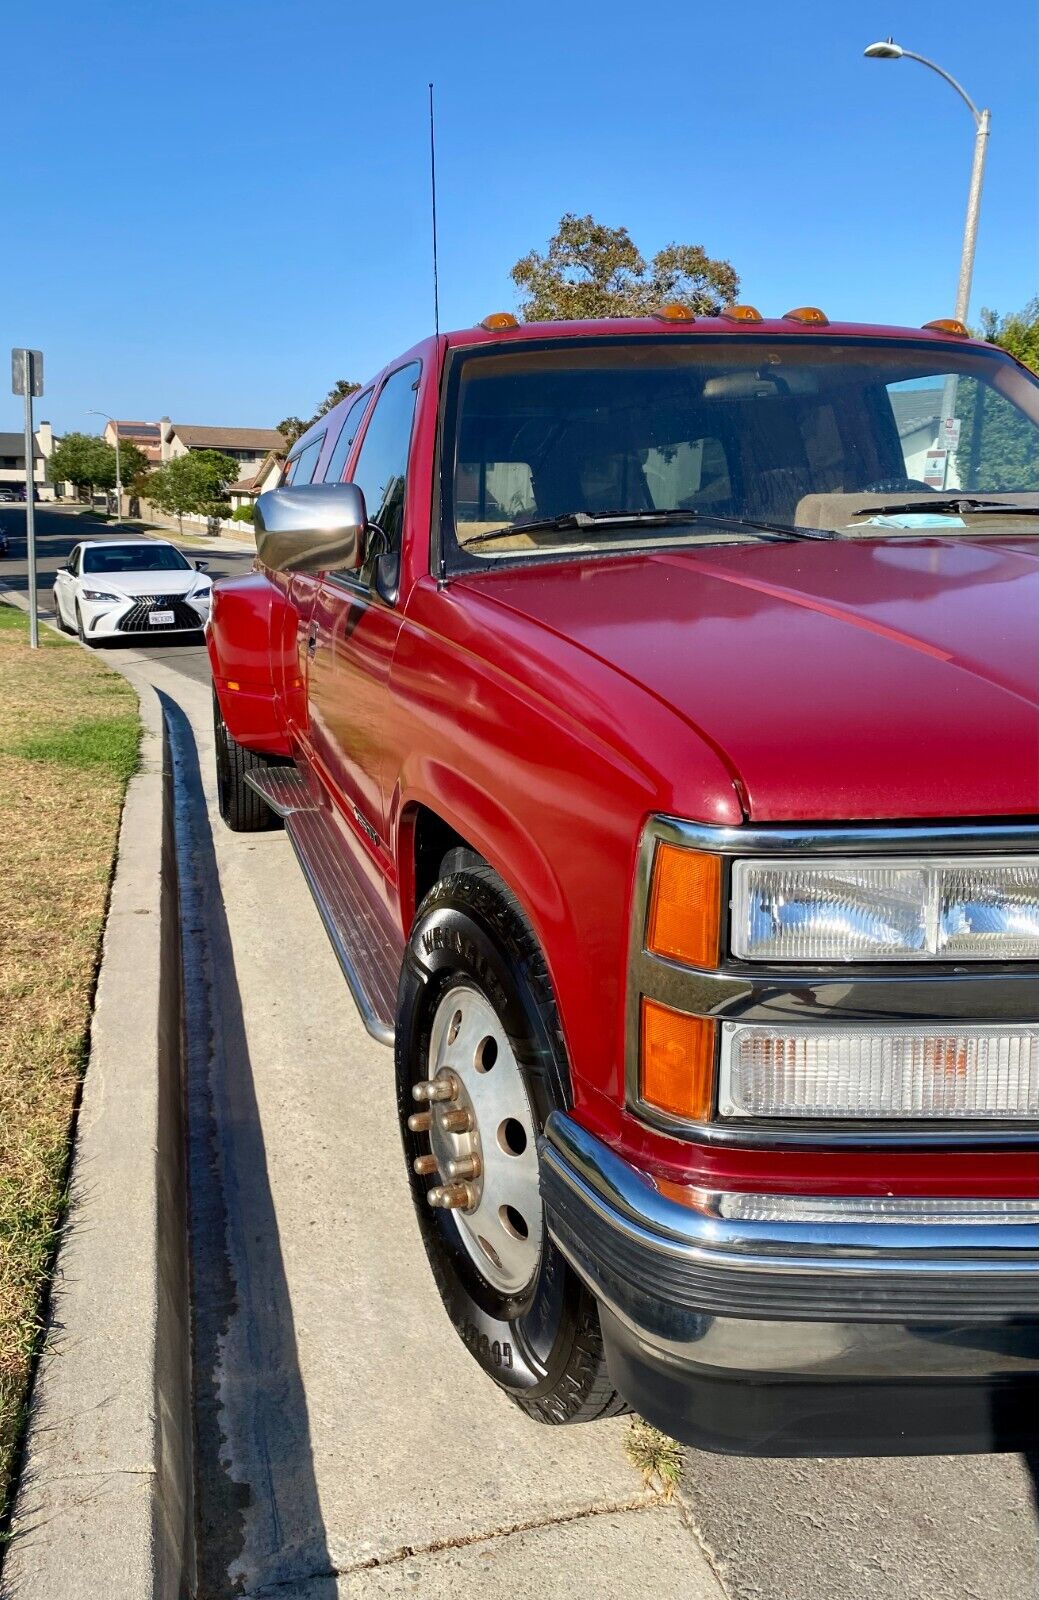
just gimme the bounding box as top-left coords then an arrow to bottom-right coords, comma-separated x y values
3,0 -> 1035,436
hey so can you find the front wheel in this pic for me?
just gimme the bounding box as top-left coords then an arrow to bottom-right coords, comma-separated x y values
212,689 -> 284,832
396,863 -> 624,1428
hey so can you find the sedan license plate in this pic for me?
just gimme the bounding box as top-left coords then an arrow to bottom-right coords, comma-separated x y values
148,609 -> 175,626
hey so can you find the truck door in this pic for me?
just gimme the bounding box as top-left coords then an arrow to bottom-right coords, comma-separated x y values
305,361 -> 421,856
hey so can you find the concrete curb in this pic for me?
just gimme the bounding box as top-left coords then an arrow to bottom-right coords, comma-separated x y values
0,636 -> 194,1596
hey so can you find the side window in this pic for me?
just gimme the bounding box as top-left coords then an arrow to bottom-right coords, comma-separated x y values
323,388 -> 373,483
643,438 -> 731,510
68,547 -> 80,575
286,434 -> 324,486
351,362 -> 421,556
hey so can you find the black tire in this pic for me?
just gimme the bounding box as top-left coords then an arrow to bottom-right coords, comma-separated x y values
212,689 -> 285,832
396,862 -> 625,1428
74,604 -> 96,647
53,591 -> 73,634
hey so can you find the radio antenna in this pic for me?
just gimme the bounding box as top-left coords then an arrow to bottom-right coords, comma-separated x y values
428,81 -> 440,336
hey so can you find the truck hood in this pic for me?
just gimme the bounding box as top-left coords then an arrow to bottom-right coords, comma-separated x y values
460,536 -> 1039,822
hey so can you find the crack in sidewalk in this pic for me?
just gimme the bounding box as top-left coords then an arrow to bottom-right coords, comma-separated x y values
241,1493 -> 661,1595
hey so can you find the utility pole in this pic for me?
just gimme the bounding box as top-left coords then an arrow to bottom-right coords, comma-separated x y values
11,348 -> 43,649
89,409 -> 122,519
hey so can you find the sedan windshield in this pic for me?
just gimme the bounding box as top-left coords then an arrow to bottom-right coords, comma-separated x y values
82,543 -> 190,573
443,336 -> 1039,567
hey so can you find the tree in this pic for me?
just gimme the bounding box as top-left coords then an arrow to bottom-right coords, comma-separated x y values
145,450 -> 240,532
955,299 -> 1039,492
49,432 -> 117,496
510,213 -> 739,322
278,379 -> 361,448
116,440 -> 150,494
977,298 -> 1039,374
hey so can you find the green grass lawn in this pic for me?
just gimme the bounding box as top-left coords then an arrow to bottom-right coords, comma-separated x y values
0,605 -> 139,1529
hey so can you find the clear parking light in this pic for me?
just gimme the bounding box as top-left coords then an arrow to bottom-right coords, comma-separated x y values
719,1022 -> 1039,1120
731,856 -> 1039,962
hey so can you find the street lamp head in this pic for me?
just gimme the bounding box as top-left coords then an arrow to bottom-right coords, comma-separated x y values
864,38 -> 904,59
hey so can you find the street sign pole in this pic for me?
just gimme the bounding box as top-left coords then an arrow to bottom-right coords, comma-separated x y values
22,357 -> 39,647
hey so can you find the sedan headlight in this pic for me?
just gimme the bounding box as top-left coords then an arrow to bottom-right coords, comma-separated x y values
188,580 -> 212,600
731,857 -> 1039,963
82,588 -> 122,603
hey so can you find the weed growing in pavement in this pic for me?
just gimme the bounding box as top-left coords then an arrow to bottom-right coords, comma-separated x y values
624,1417 -> 684,1500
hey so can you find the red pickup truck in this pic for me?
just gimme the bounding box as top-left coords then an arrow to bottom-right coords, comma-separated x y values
208,308 -> 1039,1457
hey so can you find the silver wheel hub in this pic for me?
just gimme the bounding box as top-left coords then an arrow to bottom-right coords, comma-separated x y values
411,984 -> 543,1296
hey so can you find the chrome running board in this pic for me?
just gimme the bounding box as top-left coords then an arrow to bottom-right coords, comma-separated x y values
244,767 -> 400,1046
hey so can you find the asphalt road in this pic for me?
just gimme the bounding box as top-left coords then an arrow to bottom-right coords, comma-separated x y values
0,503 -> 254,686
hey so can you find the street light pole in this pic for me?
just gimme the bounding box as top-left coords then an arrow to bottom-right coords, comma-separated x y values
88,409 -> 122,520
864,39 -> 991,326
864,39 -> 991,476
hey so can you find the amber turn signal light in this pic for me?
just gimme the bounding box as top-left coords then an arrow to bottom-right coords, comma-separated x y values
783,306 -> 829,326
640,999 -> 716,1121
720,304 -> 763,323
922,318 -> 969,337
646,844 -> 722,968
480,311 -> 519,331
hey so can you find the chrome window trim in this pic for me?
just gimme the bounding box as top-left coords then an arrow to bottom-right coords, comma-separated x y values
625,813 -> 1039,1149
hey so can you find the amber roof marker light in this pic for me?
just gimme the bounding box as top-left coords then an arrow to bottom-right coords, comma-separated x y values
653,303 -> 696,322
719,305 -> 763,323
923,318 -> 970,336
480,312 -> 519,331
783,306 -> 829,326
864,38 -> 990,330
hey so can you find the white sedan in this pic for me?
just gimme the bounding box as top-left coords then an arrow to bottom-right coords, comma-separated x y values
53,539 -> 213,644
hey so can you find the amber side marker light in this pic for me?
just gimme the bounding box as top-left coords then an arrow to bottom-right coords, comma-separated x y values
923,318 -> 970,336
480,311 -> 519,331
720,304 -> 763,323
783,306 -> 829,326
646,844 -> 722,968
654,303 -> 696,322
640,999 -> 717,1121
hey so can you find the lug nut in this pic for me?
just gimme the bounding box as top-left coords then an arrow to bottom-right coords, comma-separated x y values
413,1154 -> 439,1177
445,1154 -> 481,1181
407,1111 -> 432,1134
426,1182 -> 473,1211
439,1107 -> 473,1134
412,1073 -> 459,1104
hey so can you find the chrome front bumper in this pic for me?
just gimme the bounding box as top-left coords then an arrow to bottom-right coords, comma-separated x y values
540,1112 -> 1039,1456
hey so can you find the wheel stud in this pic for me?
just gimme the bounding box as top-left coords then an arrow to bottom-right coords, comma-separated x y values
439,1107 -> 473,1134
445,1154 -> 481,1181
412,1073 -> 458,1104
412,1154 -> 439,1177
427,1181 -> 473,1211
407,1111 -> 432,1134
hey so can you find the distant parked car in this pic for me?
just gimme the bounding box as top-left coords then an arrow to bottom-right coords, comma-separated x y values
0,488 -> 17,503
52,539 -> 212,644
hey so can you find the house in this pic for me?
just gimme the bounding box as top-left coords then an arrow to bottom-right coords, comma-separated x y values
888,385 -> 961,488
159,420 -> 286,474
102,419 -> 162,466
227,451 -> 285,513
0,422 -> 54,500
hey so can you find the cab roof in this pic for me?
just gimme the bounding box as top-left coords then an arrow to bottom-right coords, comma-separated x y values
441,314 -> 983,350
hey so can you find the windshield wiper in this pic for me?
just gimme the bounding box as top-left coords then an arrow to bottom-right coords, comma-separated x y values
461,508 -> 835,548
854,497 -> 1039,519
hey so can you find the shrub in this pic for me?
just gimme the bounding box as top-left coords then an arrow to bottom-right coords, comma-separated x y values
231,503 -> 255,524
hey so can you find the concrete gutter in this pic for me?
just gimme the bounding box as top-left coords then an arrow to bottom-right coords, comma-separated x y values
0,613 -> 194,1598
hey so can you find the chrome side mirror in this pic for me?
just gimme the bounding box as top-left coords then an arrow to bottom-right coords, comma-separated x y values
254,483 -> 368,575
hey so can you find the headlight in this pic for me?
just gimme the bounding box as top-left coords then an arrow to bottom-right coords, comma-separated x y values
719,1021 -> 1039,1120
731,857 -> 1039,963
82,588 -> 122,602
188,581 -> 212,600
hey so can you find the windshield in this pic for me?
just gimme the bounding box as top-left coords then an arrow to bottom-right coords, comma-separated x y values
442,336 -> 1039,567
82,543 -> 190,573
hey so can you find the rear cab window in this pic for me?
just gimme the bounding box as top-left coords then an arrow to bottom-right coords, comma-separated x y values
285,433 -> 325,486
324,388 -> 374,483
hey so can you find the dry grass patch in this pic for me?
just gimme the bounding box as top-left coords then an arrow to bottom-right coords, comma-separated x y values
0,606 -> 138,1526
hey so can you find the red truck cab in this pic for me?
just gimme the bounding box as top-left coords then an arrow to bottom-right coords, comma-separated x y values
209,308 -> 1039,1455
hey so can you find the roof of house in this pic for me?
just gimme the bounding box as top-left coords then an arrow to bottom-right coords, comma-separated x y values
889,387 -> 944,439
0,432 -> 43,459
169,424 -> 287,452
114,420 -> 161,440
229,451 -> 284,496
